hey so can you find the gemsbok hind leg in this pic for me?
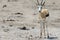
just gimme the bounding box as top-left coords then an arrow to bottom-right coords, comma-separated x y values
43,21 -> 46,38
40,20 -> 43,38
45,21 -> 49,38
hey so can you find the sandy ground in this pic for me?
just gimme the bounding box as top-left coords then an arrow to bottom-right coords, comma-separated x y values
0,0 -> 60,40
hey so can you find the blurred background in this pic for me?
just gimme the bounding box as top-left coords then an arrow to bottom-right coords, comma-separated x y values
0,0 -> 60,40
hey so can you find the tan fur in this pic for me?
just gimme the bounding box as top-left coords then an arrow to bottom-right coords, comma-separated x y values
39,9 -> 49,19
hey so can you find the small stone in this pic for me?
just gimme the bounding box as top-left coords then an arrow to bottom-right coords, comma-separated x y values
8,0 -> 10,2
3,5 -> 7,8
6,19 -> 15,21
1,26 -> 5,28
53,2 -> 55,4
32,27 -> 35,29
3,20 -> 6,23
9,25 -> 13,27
3,28 -> 9,32
18,26 -> 29,30
15,12 -> 23,15
33,13 -> 37,15
30,35 -> 33,37
19,26 -> 26,30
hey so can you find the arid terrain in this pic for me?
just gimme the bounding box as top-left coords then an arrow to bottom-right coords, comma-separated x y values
0,0 -> 60,40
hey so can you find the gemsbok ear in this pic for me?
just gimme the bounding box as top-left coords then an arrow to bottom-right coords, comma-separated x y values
41,0 -> 45,6
37,0 -> 40,5
37,0 -> 45,6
